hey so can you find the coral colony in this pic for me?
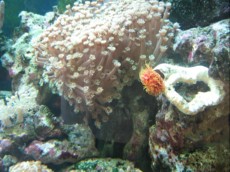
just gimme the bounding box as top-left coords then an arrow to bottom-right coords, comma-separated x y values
33,0 -> 178,126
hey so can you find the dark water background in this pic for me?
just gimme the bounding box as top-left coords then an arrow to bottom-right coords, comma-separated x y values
2,0 -> 58,36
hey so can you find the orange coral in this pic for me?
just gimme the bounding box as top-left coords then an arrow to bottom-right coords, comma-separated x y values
139,64 -> 165,96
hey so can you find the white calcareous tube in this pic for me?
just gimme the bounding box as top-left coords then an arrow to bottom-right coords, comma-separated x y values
154,63 -> 225,115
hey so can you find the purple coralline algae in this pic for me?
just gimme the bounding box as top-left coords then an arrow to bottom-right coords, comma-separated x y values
0,106 -> 98,171
149,84 -> 229,171
173,19 -> 229,82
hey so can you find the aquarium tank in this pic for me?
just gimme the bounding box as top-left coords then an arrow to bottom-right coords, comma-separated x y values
0,0 -> 229,171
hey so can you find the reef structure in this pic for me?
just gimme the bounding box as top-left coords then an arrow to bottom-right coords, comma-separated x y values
154,63 -> 225,115
33,0 -> 179,125
0,84 -> 38,128
9,161 -> 53,172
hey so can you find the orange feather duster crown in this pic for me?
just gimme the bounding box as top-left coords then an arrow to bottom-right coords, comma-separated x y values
139,64 -> 165,96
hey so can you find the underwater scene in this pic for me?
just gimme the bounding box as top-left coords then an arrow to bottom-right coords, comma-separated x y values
0,0 -> 229,171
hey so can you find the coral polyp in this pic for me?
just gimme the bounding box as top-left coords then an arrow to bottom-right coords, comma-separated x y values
139,64 -> 165,96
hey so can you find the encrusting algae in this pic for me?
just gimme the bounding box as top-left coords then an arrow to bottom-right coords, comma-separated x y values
139,64 -> 165,96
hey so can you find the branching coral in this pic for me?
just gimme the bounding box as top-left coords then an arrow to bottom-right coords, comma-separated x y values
33,0 -> 179,125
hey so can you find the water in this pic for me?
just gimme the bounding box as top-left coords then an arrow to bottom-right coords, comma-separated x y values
0,0 -> 229,171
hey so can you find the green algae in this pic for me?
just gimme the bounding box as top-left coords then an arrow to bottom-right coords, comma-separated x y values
181,144 -> 230,172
